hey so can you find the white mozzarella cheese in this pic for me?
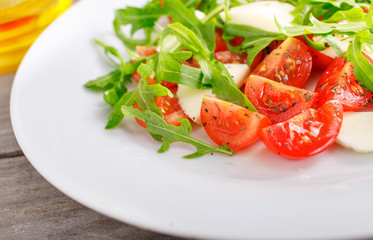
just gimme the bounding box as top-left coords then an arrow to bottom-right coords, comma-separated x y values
336,111 -> 373,153
177,86 -> 213,125
224,63 -> 250,88
177,64 -> 249,125
220,1 -> 295,33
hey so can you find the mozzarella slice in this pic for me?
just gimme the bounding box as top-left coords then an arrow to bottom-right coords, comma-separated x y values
220,1 -> 295,33
336,111 -> 373,153
177,64 -> 249,125
177,87 -> 213,124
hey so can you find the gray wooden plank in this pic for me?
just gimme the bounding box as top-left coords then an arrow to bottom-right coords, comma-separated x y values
0,73 -> 22,157
0,155 -> 185,240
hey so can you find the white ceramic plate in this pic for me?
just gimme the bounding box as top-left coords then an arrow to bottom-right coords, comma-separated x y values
10,0 -> 373,239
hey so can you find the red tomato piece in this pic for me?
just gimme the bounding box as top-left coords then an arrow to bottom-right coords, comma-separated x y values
315,57 -> 373,111
132,72 -> 156,85
309,47 -> 334,70
260,100 -> 343,159
265,40 -> 284,54
215,28 -> 228,52
252,37 -> 313,88
135,45 -> 157,57
200,95 -> 271,151
214,51 -> 247,64
244,75 -> 318,123
133,95 -> 188,128
214,28 -> 243,53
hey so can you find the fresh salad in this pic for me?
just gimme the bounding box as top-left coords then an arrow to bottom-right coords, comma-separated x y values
85,0 -> 373,159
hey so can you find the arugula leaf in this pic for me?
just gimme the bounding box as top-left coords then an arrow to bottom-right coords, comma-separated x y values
324,34 -> 344,57
198,0 -> 218,14
163,0 -> 216,52
183,0 -> 202,9
304,33 -> 327,51
310,0 -> 355,8
105,60 -> 172,129
277,14 -> 369,36
168,22 -> 256,111
345,35 -> 373,93
156,51 -> 204,89
103,81 -> 128,106
121,106 -> 233,158
93,39 -> 125,67
115,6 -> 167,36
113,14 -> 153,49
365,2 -> 373,30
84,41 -> 142,106
84,70 -> 122,90
222,23 -> 286,65
290,0 -> 312,25
324,7 -> 366,23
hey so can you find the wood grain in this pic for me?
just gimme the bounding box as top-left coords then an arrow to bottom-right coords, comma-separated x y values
0,74 -> 23,157
0,73 -> 185,239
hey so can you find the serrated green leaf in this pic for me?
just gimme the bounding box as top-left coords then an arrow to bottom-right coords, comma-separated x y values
163,0 -> 216,52
84,70 -> 122,90
115,6 -> 167,35
168,22 -> 257,111
222,23 -> 286,65
276,14 -> 369,36
324,34 -> 344,57
121,107 -> 233,158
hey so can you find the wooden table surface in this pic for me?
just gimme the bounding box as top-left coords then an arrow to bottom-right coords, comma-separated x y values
0,73 -> 185,239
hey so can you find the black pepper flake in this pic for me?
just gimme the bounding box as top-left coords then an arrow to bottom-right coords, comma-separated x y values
213,116 -> 217,120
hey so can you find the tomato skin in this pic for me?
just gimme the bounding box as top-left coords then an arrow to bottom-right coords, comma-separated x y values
133,95 -> 187,128
315,57 -> 373,111
215,28 -> 228,52
200,95 -> 271,151
252,37 -> 313,88
135,46 -> 157,57
244,75 -> 318,123
214,28 -> 243,53
260,100 -> 343,160
214,51 -> 247,64
309,47 -> 334,70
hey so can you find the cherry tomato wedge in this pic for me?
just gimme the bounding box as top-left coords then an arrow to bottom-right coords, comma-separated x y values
260,100 -> 343,160
315,57 -> 373,111
309,47 -> 334,70
200,95 -> 271,151
133,95 -> 188,128
252,37 -> 312,88
244,75 -> 318,123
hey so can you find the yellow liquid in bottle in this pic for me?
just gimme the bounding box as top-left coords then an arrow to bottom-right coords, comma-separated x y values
0,0 -> 72,74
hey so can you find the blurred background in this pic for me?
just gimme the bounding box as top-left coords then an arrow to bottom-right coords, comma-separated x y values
0,0 -> 72,74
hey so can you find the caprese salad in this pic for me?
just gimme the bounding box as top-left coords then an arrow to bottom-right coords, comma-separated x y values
85,0 -> 373,159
